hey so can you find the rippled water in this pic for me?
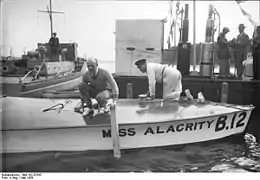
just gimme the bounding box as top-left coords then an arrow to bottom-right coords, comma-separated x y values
2,134 -> 260,172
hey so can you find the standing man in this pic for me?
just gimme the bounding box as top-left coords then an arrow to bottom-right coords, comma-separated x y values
232,24 -> 250,78
217,27 -> 231,77
76,57 -> 119,116
135,59 -> 182,100
252,25 -> 260,80
48,32 -> 59,55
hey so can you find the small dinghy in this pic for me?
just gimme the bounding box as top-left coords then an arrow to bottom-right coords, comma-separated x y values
0,96 -> 254,158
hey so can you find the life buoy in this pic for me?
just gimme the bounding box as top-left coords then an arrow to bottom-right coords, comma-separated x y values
2,65 -> 9,72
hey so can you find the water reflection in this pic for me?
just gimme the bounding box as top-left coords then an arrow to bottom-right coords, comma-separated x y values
2,134 -> 260,172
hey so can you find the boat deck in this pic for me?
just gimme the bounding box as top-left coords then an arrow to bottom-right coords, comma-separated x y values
1,97 -> 252,130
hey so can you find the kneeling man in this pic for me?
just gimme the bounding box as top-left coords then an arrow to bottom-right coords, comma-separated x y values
135,59 -> 182,100
77,57 -> 119,116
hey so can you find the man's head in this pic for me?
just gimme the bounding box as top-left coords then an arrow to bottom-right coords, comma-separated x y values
222,27 -> 230,35
53,32 -> 57,37
86,57 -> 98,75
135,59 -> 147,73
238,24 -> 246,34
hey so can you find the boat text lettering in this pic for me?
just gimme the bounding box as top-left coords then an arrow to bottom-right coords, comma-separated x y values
144,120 -> 214,135
101,112 -> 248,138
215,112 -> 247,132
102,128 -> 136,138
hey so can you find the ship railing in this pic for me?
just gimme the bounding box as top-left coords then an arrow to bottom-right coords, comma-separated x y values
34,64 -> 44,79
55,68 -> 74,77
19,63 -> 46,83
20,70 -> 34,82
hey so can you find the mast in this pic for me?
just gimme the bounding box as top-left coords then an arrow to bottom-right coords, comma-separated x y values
38,0 -> 64,37
192,0 -> 196,72
49,0 -> 53,36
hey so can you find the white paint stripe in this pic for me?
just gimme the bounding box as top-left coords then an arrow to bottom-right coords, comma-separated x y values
21,77 -> 81,95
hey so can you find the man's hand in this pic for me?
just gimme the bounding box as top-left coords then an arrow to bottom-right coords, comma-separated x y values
112,94 -> 118,104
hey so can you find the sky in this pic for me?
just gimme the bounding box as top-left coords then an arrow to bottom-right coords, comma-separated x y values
1,0 -> 259,61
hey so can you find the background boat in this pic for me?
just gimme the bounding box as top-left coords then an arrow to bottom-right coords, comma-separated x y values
0,0 -> 86,98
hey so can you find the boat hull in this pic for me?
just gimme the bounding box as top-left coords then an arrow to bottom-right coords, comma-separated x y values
1,97 -> 254,153
1,73 -> 82,98
2,111 -> 252,153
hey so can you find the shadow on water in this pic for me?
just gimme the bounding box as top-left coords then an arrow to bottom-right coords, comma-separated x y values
2,134 -> 260,172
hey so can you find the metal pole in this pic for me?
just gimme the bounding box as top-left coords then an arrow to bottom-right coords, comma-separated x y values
179,8 -> 184,42
174,3 -> 178,47
212,12 -> 216,76
174,18 -> 177,46
0,0 -> 4,57
192,0 -> 196,72
49,0 -> 53,36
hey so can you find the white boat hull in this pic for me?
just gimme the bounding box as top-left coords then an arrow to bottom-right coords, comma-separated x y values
1,97 -> 254,154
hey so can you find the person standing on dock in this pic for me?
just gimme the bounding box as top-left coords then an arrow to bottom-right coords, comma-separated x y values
252,25 -> 260,80
231,24 -> 250,78
135,59 -> 182,100
76,57 -> 119,116
48,32 -> 60,55
217,27 -> 231,77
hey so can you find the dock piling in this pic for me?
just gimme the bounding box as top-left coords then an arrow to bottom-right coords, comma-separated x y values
126,83 -> 133,99
221,82 -> 229,103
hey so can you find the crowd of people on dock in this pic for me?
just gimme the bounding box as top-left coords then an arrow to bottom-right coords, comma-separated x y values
216,24 -> 260,80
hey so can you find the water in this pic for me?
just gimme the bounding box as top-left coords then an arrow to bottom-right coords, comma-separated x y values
2,133 -> 260,172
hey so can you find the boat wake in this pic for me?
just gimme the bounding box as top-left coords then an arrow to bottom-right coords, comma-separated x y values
209,133 -> 260,172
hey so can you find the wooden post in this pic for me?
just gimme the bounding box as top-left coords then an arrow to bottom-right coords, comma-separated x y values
126,83 -> 133,99
110,104 -> 121,159
221,82 -> 229,103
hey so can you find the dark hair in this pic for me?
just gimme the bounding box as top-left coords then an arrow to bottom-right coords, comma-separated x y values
134,59 -> 146,66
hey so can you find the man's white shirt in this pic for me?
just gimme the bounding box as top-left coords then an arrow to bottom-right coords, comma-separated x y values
146,63 -> 166,97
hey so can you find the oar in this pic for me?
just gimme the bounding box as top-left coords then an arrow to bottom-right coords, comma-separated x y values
109,102 -> 121,159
